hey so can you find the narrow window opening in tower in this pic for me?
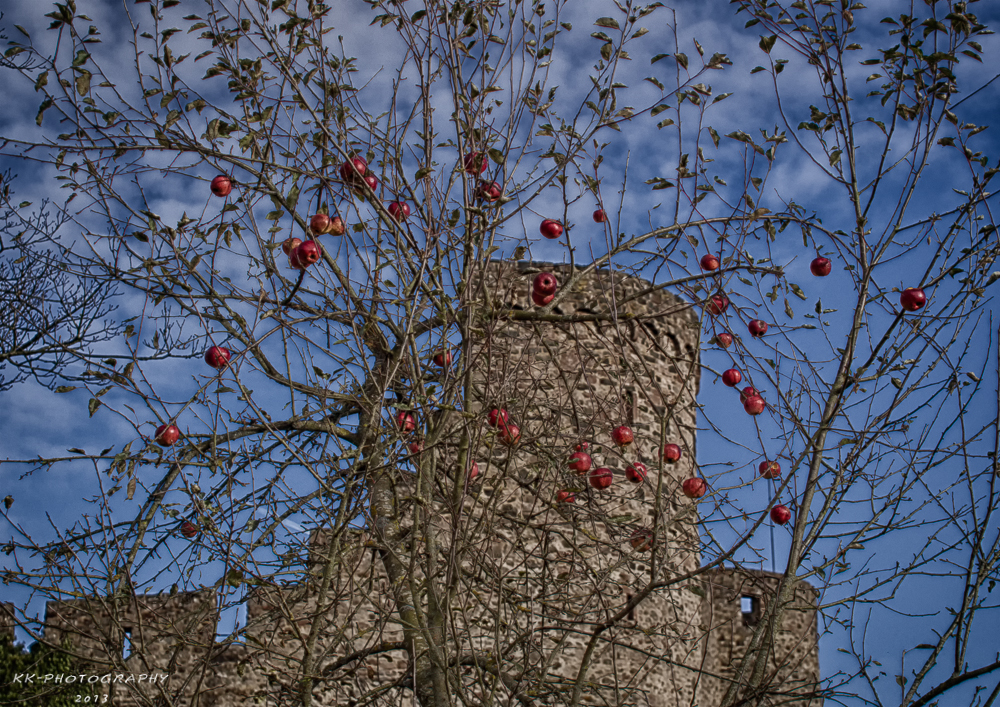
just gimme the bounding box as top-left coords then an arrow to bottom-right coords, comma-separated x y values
741,595 -> 760,626
625,390 -> 637,425
122,627 -> 133,660
626,593 -> 636,622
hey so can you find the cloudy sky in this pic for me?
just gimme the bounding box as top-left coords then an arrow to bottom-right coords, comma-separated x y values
2,0 -> 1000,704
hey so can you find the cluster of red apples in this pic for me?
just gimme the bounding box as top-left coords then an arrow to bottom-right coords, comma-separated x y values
555,422 -> 732,553
697,247 -> 929,532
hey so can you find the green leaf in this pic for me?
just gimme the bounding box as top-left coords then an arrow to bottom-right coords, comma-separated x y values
72,49 -> 90,67
286,184 -> 300,211
829,149 -> 842,167
675,52 -> 688,70
164,109 -> 181,130
790,283 -> 807,300
644,177 -> 675,190
88,398 -> 101,417
36,98 -> 53,126
55,386 -> 78,393
595,17 -> 620,30
759,35 -> 777,54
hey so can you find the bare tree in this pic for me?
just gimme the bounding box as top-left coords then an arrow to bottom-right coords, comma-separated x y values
1,1 -> 999,706
0,174 -> 120,390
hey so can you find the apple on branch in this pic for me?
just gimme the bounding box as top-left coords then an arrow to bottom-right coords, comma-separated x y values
154,424 -> 180,447
210,175 -> 232,197
625,461 -> 647,483
540,219 -> 564,240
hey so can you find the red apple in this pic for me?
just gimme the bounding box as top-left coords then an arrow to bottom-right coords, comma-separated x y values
205,346 -> 231,370
770,504 -> 792,524
759,460 -> 781,479
464,151 -> 487,175
499,423 -> 520,447
432,350 -> 453,367
532,272 -> 558,296
360,174 -> 379,193
593,209 -> 607,223
662,443 -> 682,464
210,175 -> 232,197
395,410 -> 416,433
706,293 -> 730,316
744,395 -> 766,415
810,256 -> 832,276
556,489 -> 576,504
625,461 -> 647,484
575,441 -> 589,452
487,408 -> 509,428
329,216 -> 346,236
289,248 -> 306,270
467,461 -> 480,481
629,528 -> 654,552
282,237 -> 302,256
532,290 -> 555,307
740,386 -> 758,404
295,240 -> 322,267
589,467 -> 614,489
900,287 -> 926,312
155,424 -> 180,447
339,156 -> 368,182
700,254 -> 720,271
611,425 -> 634,447
722,368 -> 742,387
408,440 -> 423,455
310,213 -> 332,235
540,219 -> 564,240
682,477 -> 707,498
388,201 -> 411,220
716,332 -> 733,348
748,319 -> 768,338
476,181 -> 502,202
568,451 -> 592,474
181,520 -> 199,539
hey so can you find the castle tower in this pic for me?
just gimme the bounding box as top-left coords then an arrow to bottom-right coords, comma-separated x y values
40,261 -> 821,707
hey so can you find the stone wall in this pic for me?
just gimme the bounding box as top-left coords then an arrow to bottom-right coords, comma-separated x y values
44,589 -> 261,706
698,569 -> 823,706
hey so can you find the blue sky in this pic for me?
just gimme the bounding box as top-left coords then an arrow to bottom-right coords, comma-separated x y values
2,1 -> 1000,705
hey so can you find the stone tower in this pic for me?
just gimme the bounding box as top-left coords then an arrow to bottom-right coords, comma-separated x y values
40,260 -> 821,706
